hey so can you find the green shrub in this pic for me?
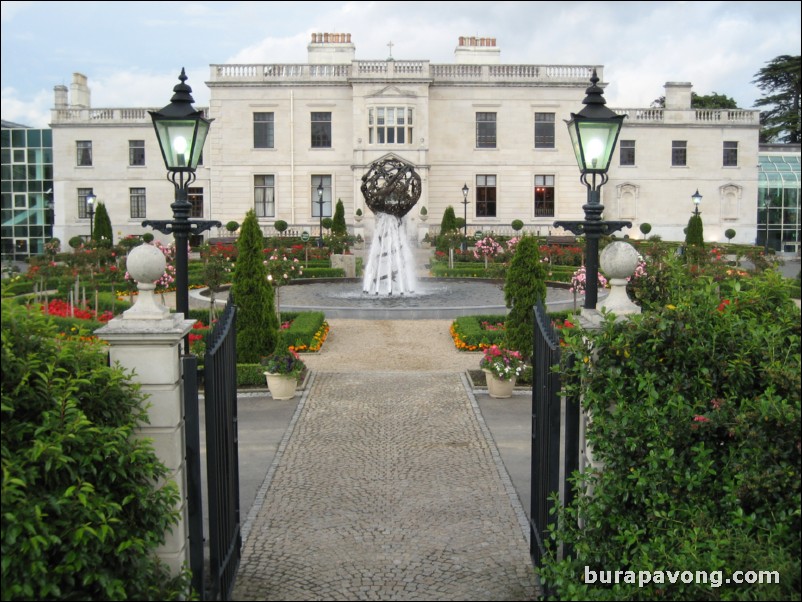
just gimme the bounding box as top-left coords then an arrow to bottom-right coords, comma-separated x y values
231,210 -> 279,363
332,199 -> 347,235
225,220 -> 239,233
92,202 -> 113,246
274,220 -> 288,234
639,222 -> 652,236
236,363 -> 267,387
300,267 -> 346,278
504,235 -> 547,360
511,219 -> 524,231
724,228 -> 736,241
276,311 -> 327,352
541,270 -> 801,600
439,206 -> 459,235
1,301 -> 190,600
451,314 -> 508,350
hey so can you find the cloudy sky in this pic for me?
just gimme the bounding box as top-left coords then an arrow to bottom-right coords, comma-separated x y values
2,1 -> 799,128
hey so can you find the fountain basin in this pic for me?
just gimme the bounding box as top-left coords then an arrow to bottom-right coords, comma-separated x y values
193,278 -> 582,320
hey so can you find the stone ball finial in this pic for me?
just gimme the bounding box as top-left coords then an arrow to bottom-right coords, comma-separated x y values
600,241 -> 640,279
599,241 -> 641,316
127,243 -> 167,284
122,243 -> 170,320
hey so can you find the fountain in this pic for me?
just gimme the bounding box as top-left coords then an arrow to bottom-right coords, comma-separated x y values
360,157 -> 421,295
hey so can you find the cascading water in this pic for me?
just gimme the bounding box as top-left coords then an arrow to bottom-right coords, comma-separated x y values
362,213 -> 417,295
359,156 -> 422,296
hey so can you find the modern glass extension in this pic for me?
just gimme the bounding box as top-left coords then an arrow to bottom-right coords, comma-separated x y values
758,152 -> 801,255
1,124 -> 54,259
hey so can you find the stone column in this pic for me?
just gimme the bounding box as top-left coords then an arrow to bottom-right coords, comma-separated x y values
95,244 -> 195,575
577,241 -> 641,499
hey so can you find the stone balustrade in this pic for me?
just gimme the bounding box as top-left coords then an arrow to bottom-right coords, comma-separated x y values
614,107 -> 759,124
51,106 -> 209,125
211,62 -> 601,84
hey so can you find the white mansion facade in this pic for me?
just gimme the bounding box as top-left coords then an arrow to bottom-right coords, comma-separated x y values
49,34 -> 763,248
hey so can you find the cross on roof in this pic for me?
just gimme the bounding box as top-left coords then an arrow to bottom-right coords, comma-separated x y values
387,40 -> 394,59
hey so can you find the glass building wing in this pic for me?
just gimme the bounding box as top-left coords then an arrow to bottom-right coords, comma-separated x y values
758,153 -> 801,254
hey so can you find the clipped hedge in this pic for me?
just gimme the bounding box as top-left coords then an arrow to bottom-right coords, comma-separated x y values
299,268 -> 346,278
277,311 -> 327,352
450,314 -> 508,351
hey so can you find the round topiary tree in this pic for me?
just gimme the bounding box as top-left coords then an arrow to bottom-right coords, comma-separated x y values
1,301 -> 189,600
231,210 -> 279,363
142,232 -> 154,243
639,223 -> 652,237
511,219 -> 524,232
225,221 -> 240,235
332,199 -> 347,235
69,235 -> 85,249
321,217 -> 334,231
725,228 -> 736,242
504,235 -> 547,361
274,220 -> 288,235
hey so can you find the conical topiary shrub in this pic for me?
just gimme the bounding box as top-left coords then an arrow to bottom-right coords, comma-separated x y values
231,210 -> 279,363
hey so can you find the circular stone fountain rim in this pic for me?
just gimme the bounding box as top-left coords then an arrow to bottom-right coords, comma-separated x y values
192,278 -> 583,320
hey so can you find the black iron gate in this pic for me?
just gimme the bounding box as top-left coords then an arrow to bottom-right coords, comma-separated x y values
530,301 -> 579,576
202,298 -> 241,600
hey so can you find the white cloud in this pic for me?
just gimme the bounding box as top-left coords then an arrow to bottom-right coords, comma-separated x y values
1,86 -> 52,128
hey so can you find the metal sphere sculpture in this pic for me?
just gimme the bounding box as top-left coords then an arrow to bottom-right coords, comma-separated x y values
360,157 -> 422,218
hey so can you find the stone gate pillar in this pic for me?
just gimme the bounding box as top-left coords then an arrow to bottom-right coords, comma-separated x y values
95,244 -> 195,575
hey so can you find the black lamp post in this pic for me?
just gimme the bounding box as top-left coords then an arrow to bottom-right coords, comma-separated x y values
86,193 -> 96,240
461,183 -> 469,252
143,69 -> 221,322
316,179 -> 325,248
761,198 -> 770,253
46,190 -> 55,238
555,69 -> 630,311
692,189 -> 702,216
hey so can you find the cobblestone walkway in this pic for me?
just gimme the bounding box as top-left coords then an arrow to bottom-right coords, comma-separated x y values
232,371 -> 537,601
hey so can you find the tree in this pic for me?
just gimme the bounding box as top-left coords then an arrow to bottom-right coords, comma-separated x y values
439,206 -> 458,235
230,210 -> 279,363
332,199 -> 347,235
752,54 -> 801,143
651,92 -> 738,109
1,301 -> 188,600
504,235 -> 547,361
92,202 -> 113,247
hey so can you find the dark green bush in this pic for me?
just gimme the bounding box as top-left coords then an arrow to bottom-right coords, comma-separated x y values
276,311 -> 327,351
231,210 -> 279,363
541,270 -> 801,600
504,236 -> 547,360
511,219 -> 524,232
236,363 -> 267,387
439,206 -> 459,235
1,301 -> 189,600
451,314 -> 508,350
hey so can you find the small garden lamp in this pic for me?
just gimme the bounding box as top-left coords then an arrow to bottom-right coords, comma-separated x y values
317,179 -> 325,248
692,189 -> 703,215
461,183 -> 470,251
86,193 -> 96,239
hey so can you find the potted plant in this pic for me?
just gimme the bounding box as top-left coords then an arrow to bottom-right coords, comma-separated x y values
261,349 -> 306,400
355,208 -> 363,222
419,206 -> 428,221
479,345 -> 525,398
